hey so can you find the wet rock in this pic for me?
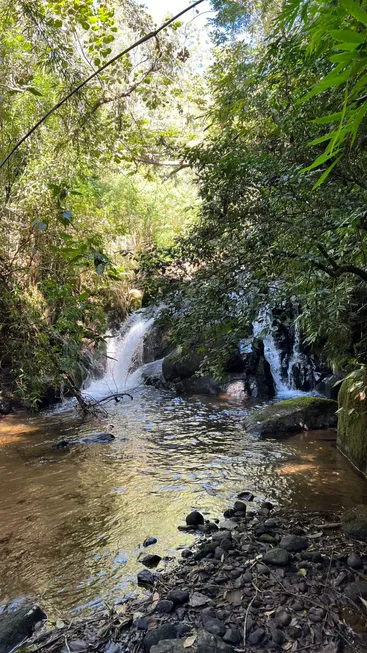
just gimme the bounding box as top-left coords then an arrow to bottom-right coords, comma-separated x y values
219,538 -> 232,551
144,625 -> 179,653
233,501 -> 246,513
263,548 -> 290,566
144,537 -> 158,548
156,600 -> 174,614
292,601 -> 304,611
0,602 -> 46,653
54,433 -> 115,448
262,501 -> 274,511
345,581 -> 367,604
67,641 -> 87,652
186,511 -> 204,527
257,563 -> 270,575
215,547 -> 226,560
264,519 -> 277,529
194,542 -> 217,561
137,569 -> 155,588
167,590 -> 189,605
280,535 -> 308,552
342,505 -> 367,541
223,509 -> 235,519
347,552 -> 363,570
248,628 -> 266,646
197,629 -> 234,653
246,397 -> 337,436
181,549 -> 193,559
202,616 -> 226,637
237,491 -> 254,501
142,554 -> 162,568
223,628 -> 242,645
212,531 -> 232,542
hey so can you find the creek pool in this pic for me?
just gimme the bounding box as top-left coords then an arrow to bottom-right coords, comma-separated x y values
0,387 -> 366,618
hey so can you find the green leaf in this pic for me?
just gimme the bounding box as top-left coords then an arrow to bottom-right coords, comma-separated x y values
302,148 -> 342,173
25,86 -> 43,97
313,112 -> 343,125
329,29 -> 366,44
312,156 -> 342,189
340,0 -> 367,26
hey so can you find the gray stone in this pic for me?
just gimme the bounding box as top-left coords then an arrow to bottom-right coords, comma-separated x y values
186,511 -> 204,526
137,569 -> 155,588
274,610 -> 291,627
288,626 -> 302,640
202,616 -> 226,637
197,629 -> 234,653
259,533 -> 277,545
156,600 -> 175,614
233,501 -> 246,513
150,640 -> 185,653
248,628 -> 266,646
280,535 -> 308,552
105,643 -> 123,653
347,553 -> 363,569
167,590 -> 189,605
218,520 -> 238,531
223,628 -> 242,645
302,551 -> 321,563
263,548 -> 290,566
144,625 -> 179,653
237,491 -> 254,501
0,602 -> 46,653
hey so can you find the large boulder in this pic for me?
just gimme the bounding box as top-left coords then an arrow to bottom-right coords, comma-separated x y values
337,374 -> 367,476
341,505 -> 367,541
143,324 -> 172,365
246,397 -> 337,437
317,373 -> 345,400
162,347 -> 203,382
0,602 -> 46,653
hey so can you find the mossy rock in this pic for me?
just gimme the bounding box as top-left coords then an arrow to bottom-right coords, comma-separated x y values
337,373 -> 367,476
246,396 -> 337,438
341,505 -> 367,541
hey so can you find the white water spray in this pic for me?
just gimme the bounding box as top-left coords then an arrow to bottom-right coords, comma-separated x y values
253,307 -> 307,398
84,311 -> 154,400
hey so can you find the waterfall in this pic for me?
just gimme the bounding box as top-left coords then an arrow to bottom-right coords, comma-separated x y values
84,311 -> 154,400
253,307 -> 306,398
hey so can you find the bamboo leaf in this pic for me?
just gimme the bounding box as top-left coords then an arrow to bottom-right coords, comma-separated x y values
329,29 -> 366,44
312,156 -> 342,189
340,0 -> 367,26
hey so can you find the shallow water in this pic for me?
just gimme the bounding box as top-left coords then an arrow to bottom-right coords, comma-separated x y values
0,388 -> 366,618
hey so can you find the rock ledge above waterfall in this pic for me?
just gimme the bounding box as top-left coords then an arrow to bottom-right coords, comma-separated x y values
245,396 -> 337,437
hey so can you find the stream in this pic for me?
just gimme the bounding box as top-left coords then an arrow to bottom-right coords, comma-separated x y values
1,313 -> 367,620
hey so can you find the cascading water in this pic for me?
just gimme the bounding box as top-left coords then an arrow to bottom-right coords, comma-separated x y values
84,311 -> 155,400
253,306 -> 307,398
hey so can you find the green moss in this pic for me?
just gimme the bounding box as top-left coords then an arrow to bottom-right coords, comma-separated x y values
255,397 -> 336,423
337,373 -> 367,475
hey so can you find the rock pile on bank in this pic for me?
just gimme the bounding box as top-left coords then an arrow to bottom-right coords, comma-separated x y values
23,500 -> 367,653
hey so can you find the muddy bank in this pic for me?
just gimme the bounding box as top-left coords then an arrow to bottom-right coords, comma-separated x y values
19,498 -> 367,653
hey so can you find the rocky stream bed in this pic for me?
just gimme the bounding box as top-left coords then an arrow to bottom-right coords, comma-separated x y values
5,497 -> 367,653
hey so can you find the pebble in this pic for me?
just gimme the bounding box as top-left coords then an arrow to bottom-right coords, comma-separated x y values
223,628 -> 242,645
263,548 -> 290,566
302,551 -> 321,563
275,610 -> 291,627
223,509 -> 235,519
186,511 -> 204,526
166,589 -> 189,605
143,537 -> 158,548
181,549 -> 193,559
248,628 -> 266,646
202,616 -> 226,637
142,554 -> 162,568
280,534 -> 308,552
308,607 -> 325,623
258,533 -> 277,545
262,501 -> 274,510
143,624 -> 178,653
288,626 -> 303,640
264,519 -> 277,529
218,520 -> 238,531
269,627 -> 285,646
137,569 -> 155,588
233,501 -> 246,513
292,601 -> 304,611
155,600 -> 174,614
347,552 -> 362,570
237,491 -> 254,501
256,563 -> 270,575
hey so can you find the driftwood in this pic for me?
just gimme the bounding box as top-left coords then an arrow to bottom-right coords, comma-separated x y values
64,374 -> 133,418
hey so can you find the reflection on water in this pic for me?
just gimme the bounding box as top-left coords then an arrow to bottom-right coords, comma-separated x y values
0,388 -> 366,618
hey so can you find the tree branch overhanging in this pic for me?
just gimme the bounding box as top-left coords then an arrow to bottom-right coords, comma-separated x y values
0,0 -> 205,171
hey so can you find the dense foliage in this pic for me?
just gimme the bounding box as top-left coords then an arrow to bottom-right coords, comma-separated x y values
0,0 -> 203,407
142,0 -> 367,378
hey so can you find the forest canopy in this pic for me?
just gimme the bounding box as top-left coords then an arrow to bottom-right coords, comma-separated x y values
2,0 -> 367,407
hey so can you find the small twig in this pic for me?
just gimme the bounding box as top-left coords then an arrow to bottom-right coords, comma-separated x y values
244,594 -> 257,647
